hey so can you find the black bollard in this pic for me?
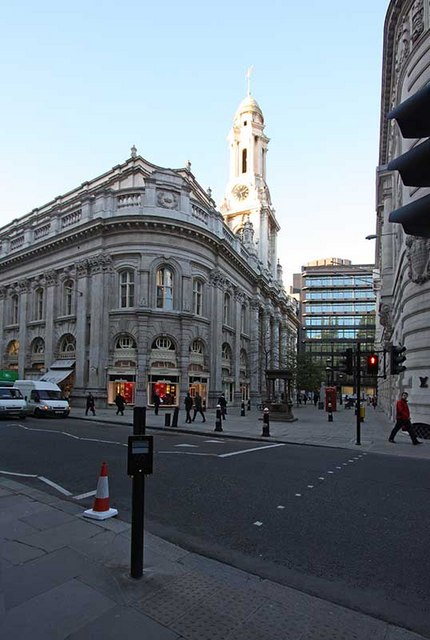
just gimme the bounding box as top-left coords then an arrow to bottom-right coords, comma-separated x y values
247,399 -> 251,411
172,406 -> 179,427
214,404 -> 223,432
240,401 -> 245,417
261,408 -> 270,437
164,413 -> 171,427
327,402 -> 333,422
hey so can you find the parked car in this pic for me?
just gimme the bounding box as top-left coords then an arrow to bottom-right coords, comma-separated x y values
0,387 -> 27,419
13,380 -> 70,418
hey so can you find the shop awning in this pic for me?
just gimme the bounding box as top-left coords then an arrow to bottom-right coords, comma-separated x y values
40,359 -> 75,384
0,370 -> 18,384
40,369 -> 73,384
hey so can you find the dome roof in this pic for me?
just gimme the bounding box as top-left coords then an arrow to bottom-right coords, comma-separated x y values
234,95 -> 264,122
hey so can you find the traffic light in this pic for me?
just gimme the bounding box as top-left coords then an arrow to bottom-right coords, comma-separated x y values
387,82 -> 430,237
339,348 -> 353,375
366,353 -> 379,375
390,345 -> 407,375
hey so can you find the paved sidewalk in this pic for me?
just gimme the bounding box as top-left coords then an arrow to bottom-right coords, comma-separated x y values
1,404 -> 429,639
1,478 -> 428,640
76,401 -> 430,460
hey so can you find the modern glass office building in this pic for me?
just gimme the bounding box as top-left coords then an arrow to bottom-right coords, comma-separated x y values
294,258 -> 376,394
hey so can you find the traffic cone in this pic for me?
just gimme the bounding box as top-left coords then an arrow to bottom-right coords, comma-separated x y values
83,461 -> 118,520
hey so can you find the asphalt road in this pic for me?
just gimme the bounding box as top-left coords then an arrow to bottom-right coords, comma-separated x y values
1,416 -> 430,637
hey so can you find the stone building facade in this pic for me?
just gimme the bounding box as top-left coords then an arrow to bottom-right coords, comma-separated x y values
0,94 -> 299,409
376,0 -> 430,420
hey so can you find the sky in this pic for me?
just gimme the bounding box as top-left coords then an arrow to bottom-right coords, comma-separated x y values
0,0 -> 388,286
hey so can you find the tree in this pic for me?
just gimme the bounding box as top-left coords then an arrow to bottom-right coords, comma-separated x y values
293,352 -> 326,392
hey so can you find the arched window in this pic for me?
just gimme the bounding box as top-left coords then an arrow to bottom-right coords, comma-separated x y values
59,334 -> 76,355
63,279 -> 74,315
32,338 -> 45,354
222,343 -> 232,361
115,335 -> 137,349
7,339 -> 19,356
156,267 -> 173,310
190,339 -> 204,354
119,270 -> 135,308
152,336 -> 174,350
193,278 -> 203,316
34,287 -> 44,321
223,293 -> 231,325
240,349 -> 248,375
10,295 -> 19,324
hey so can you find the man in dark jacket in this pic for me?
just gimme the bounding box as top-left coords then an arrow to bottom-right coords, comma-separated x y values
218,393 -> 227,419
115,393 -> 126,416
388,392 -> 421,444
192,393 -> 206,423
184,392 -> 193,423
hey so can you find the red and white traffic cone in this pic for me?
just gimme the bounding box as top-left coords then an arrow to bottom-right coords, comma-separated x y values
83,461 -> 118,520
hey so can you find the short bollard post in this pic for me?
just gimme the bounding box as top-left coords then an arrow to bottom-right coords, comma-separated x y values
247,399 -> 251,411
172,407 -> 179,427
164,413 -> 171,427
261,408 -> 270,437
241,401 -> 246,417
327,402 -> 333,422
214,404 -> 223,432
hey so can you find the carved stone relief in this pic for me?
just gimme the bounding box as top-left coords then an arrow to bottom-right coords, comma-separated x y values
406,236 -> 430,283
379,302 -> 393,335
157,190 -> 179,210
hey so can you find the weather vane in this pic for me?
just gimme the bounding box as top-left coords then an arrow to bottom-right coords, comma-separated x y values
246,65 -> 254,96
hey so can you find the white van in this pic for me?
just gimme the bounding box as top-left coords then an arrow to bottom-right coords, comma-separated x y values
13,380 -> 70,418
0,387 -> 27,419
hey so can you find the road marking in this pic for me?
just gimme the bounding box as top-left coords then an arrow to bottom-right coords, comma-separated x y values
0,469 -> 72,496
175,444 -> 198,448
73,490 -> 97,500
307,485 -> 314,489
253,521 -> 263,526
336,466 -> 342,469
277,505 -> 285,509
295,493 -> 302,497
218,443 -> 285,458
204,439 -> 225,443
318,477 -> 325,480
327,471 -> 334,474
8,423 -> 127,447
158,451 -> 217,456
38,476 -> 72,496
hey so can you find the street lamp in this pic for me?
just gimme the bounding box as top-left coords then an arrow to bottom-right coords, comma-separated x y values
365,233 -> 396,240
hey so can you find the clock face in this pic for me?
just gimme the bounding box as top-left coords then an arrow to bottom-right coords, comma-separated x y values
232,184 -> 249,201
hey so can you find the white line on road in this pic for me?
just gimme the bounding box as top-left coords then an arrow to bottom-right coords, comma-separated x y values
0,469 -> 72,496
158,451 -> 217,456
8,423 -> 127,447
73,490 -> 97,500
175,444 -> 199,448
218,443 -> 285,458
38,476 -> 72,496
253,521 -> 263,526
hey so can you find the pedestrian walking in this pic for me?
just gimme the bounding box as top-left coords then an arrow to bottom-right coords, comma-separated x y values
192,392 -> 206,422
115,392 -> 126,416
313,391 -> 319,407
388,392 -> 421,445
218,393 -> 227,419
85,393 -> 96,416
153,392 -> 161,415
184,392 -> 193,423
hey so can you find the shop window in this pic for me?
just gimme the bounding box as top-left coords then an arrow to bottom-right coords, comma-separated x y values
119,270 -> 135,308
156,267 -> 173,310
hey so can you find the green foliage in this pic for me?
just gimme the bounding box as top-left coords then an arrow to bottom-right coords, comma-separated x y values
293,353 -> 325,391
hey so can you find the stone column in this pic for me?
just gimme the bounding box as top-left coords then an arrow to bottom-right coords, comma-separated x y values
0,287 -> 5,369
87,254 -> 112,399
43,271 -> 58,370
75,260 -> 90,390
209,270 -> 224,406
233,291 -> 243,405
249,299 -> 261,402
18,280 -> 30,376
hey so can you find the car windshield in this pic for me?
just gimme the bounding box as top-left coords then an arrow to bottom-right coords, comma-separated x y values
38,390 -> 64,400
0,388 -> 23,399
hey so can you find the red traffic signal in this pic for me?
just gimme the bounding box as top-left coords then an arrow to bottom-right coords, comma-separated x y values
366,354 -> 379,375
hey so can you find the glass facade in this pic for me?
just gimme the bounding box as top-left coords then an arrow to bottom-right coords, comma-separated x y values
298,262 -> 376,388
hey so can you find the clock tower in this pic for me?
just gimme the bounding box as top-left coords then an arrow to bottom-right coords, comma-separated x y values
220,87 -> 280,277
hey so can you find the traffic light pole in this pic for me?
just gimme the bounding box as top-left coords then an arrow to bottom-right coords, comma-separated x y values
356,342 -> 361,445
